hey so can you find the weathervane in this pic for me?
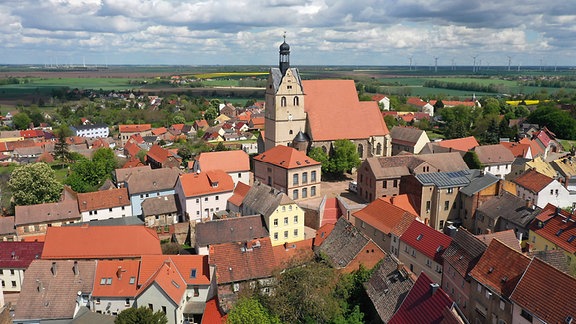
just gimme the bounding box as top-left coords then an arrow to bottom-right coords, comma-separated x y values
283,31 -> 286,42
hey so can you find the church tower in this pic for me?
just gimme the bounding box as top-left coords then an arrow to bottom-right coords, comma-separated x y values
264,36 -> 307,151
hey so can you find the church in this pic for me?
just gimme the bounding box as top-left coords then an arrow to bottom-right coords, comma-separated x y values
262,37 -> 392,159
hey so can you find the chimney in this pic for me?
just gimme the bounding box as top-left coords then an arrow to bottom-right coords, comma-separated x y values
525,199 -> 532,209
397,261 -> 404,272
116,266 -> 123,279
485,228 -> 492,234
36,279 -> 44,293
430,283 -> 439,296
51,262 -> 57,276
73,261 -> 79,276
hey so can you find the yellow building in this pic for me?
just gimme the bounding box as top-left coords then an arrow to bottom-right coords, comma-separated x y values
528,203 -> 576,275
241,181 -> 305,246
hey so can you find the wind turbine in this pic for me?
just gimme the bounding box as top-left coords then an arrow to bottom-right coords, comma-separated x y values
408,55 -> 413,71
451,58 -> 455,71
434,56 -> 439,72
472,55 -> 478,73
507,55 -> 512,71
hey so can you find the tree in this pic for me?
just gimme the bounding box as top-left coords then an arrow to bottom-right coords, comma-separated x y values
92,148 -> 118,179
384,115 -> 399,129
330,140 -> 361,174
65,149 -> 117,193
203,107 -> 218,121
214,141 -> 228,151
8,163 -> 63,206
172,114 -> 186,124
12,112 -> 32,130
115,306 -> 168,324
308,146 -> 330,175
463,151 -> 482,169
227,297 -> 280,324
53,125 -> 71,164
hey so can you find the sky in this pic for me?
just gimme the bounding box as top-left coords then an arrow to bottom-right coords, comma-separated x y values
1,0 -> 576,67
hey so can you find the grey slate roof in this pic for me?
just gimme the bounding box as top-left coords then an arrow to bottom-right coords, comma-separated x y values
415,169 -> 476,188
391,126 -> 426,145
14,260 -> 97,321
64,216 -> 144,227
442,228 -> 487,278
364,254 -> 415,323
70,123 -> 109,131
0,216 -> 15,235
114,165 -> 151,184
269,67 -> 302,93
460,171 -> 500,196
527,250 -> 570,274
476,191 -> 542,228
142,194 -> 180,216
317,217 -> 370,269
15,199 -> 80,226
241,181 -> 294,219
125,167 -> 180,194
365,152 -> 468,180
195,215 -> 269,247
474,144 -> 516,165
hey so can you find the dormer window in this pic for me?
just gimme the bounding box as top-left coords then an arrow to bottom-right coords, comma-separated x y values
190,269 -> 197,279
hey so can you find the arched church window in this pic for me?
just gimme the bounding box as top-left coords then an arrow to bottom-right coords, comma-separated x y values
376,143 -> 382,155
322,146 -> 327,153
289,130 -> 293,135
357,144 -> 364,157
294,96 -> 299,106
281,97 -> 287,107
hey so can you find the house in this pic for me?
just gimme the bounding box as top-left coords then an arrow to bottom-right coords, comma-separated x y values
398,220 -> 452,284
137,255 -> 216,324
406,97 -> 435,116
363,254 -> 416,323
41,225 -> 162,260
0,217 -> 16,242
193,150 -> 251,186
388,272 -> 465,324
125,167 -> 180,216
114,165 -> 151,188
145,144 -> 181,169
240,181 -> 305,246
441,228 -> 487,319
195,215 -> 269,255
70,123 -> 109,138
356,152 -> 468,203
509,257 -> 576,324
458,170 -> 501,231
500,141 -> 532,159
550,154 -> 576,191
371,93 -> 391,111
0,241 -> 43,294
468,239 -> 531,324
77,188 -> 132,222
507,155 -> 557,181
141,194 -> 183,228
14,260 -> 97,323
390,126 -> 430,155
263,39 -> 391,159
474,191 -> 542,242
209,237 -> 277,312
226,182 -> 251,214
14,190 -> 81,239
476,229 -> 522,252
420,136 -> 479,155
193,120 -> 209,132
528,203 -> 576,275
512,168 -> 571,209
532,126 -> 561,157
316,217 -> 385,273
253,145 -> 321,201
118,124 -> 152,146
351,198 -> 418,256
91,260 -> 140,315
175,170 -> 234,222
473,144 -> 516,179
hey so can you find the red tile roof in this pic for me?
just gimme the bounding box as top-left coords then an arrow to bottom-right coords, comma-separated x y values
400,221 -> 452,264
509,257 -> 576,323
0,241 -> 43,268
201,298 -> 227,324
530,203 -> 576,254
123,140 -> 141,157
151,127 -> 167,136
196,150 -> 250,173
519,137 -> 544,156
272,238 -> 314,269
228,182 -> 251,207
146,144 -> 175,164
178,170 -> 234,197
253,145 -> 320,169
353,198 -> 418,236
41,225 -> 161,259
92,260 -> 140,297
139,255 -> 210,286
406,97 -> 429,107
77,188 -> 130,212
209,237 -> 276,284
371,94 -> 388,102
512,169 -> 554,193
119,124 -> 152,133
302,80 -> 390,141
436,136 -> 479,152
314,223 -> 335,247
389,272 -> 455,324
469,239 -> 530,297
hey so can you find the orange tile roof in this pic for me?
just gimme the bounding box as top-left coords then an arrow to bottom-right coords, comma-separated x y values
382,194 -> 418,215
353,198 -> 418,235
179,170 -> 234,197
146,144 -> 173,164
138,255 -> 210,286
92,260 -> 140,297
500,141 -> 531,158
314,223 -> 335,247
512,169 -> 554,193
519,137 -> 544,156
530,203 -> 576,254
123,140 -> 141,157
151,127 -> 167,136
77,188 -> 130,212
475,229 -> 521,251
119,124 -> 152,133
228,182 -> 251,207
469,239 -> 530,297
302,80 -> 389,141
253,145 -> 320,169
137,261 -> 186,304
406,97 -> 428,107
41,225 -> 161,259
436,136 -> 479,152
197,150 -> 250,173
509,257 -> 576,322
272,238 -> 314,268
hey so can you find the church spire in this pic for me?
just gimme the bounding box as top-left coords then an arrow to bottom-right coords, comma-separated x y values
279,32 -> 290,75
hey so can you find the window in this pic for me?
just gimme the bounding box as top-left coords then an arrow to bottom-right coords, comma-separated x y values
284,231 -> 288,239
520,309 -> 533,321
122,206 -> 125,210
383,180 -> 387,189
550,189 -> 554,195
444,201 -> 450,211
447,188 -> 453,194
293,174 -> 299,185
499,300 -> 505,310
294,215 -> 298,224
196,198 -> 199,203
125,298 -> 130,306
162,306 -> 167,314
361,221 -> 366,228
302,172 -> 308,184
426,201 -> 431,212
11,281 -> 16,288
281,96 -> 287,107
302,188 -> 307,198
293,190 -> 298,200
294,96 -> 299,106
393,179 -> 398,188
284,217 -> 289,225
190,269 -> 197,278
148,304 -> 153,311
274,219 -> 278,227
215,196 -> 219,200
477,283 -> 482,292
274,232 -> 278,240
129,277 -> 136,284
10,269 -> 14,275
194,286 -> 200,297
311,171 -> 317,182
204,197 -> 208,201
294,229 -> 298,237
439,220 -> 444,228
100,278 -> 106,285
426,259 -> 432,267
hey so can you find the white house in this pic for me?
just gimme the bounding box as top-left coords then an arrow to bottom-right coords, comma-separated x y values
513,169 -> 572,209
474,144 -> 516,179
175,170 -> 235,222
0,242 -> 43,294
70,123 -> 110,138
125,168 -> 180,216
91,260 -> 139,316
192,150 -> 251,186
77,188 -> 132,222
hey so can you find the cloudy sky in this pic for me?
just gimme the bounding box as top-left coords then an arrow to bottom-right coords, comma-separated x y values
2,0 -> 575,67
